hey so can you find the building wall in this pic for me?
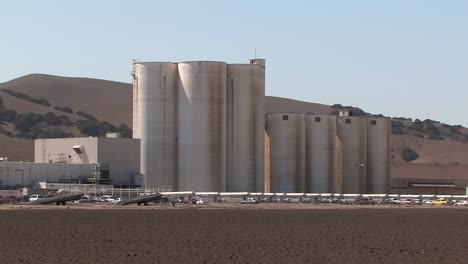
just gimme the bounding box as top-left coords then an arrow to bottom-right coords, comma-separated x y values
367,118 -> 391,193
177,61 -> 228,191
266,113 -> 305,193
226,62 -> 265,192
304,114 -> 338,193
132,62 -> 178,189
0,162 -> 92,188
97,138 -> 141,185
35,138 -> 98,164
337,116 -> 368,193
34,137 -> 140,186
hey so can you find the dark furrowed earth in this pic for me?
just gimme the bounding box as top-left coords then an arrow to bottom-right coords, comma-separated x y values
1,208 -> 468,264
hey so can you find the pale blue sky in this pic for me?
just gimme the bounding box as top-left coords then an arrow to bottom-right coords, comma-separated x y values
1,1 -> 467,125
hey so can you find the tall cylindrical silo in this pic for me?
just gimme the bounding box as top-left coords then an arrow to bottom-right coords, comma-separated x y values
337,116 -> 368,194
177,61 -> 227,191
367,118 -> 391,194
132,62 -> 178,189
304,114 -> 338,193
226,60 -> 265,192
265,113 -> 305,193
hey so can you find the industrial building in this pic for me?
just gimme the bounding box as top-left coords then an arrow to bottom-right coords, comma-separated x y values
35,135 -> 141,185
133,59 -> 265,192
265,111 -> 391,194
0,162 -> 92,188
392,163 -> 468,195
132,58 -> 394,193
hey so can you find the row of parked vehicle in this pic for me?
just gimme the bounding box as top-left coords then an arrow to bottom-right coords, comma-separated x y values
75,195 -> 122,204
386,197 -> 468,206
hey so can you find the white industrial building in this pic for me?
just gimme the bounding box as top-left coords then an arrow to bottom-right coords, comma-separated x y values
133,58 -> 391,193
133,59 -> 265,192
0,162 -> 92,188
265,111 -> 391,194
34,136 -> 141,185
0,135 -> 141,189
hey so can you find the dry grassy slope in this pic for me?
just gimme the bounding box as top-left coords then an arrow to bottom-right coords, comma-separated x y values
0,74 -> 132,126
265,96 -> 332,114
392,135 -> 468,164
0,134 -> 33,161
1,74 -> 467,169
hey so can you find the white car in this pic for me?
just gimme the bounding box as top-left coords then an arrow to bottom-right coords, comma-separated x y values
100,195 -> 114,202
453,201 -> 468,206
425,200 -> 435,205
29,194 -> 44,202
111,198 -> 122,204
241,197 -> 258,204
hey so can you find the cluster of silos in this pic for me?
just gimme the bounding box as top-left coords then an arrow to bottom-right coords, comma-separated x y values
133,59 -> 265,192
266,112 -> 391,194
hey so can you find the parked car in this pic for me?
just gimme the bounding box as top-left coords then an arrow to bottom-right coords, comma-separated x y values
100,195 -> 115,202
453,200 -> 468,206
111,198 -> 122,204
194,198 -> 204,205
241,197 -> 258,204
387,198 -> 401,205
400,199 -> 413,205
29,195 -> 44,202
425,200 -> 435,205
76,196 -> 92,203
434,198 -> 448,206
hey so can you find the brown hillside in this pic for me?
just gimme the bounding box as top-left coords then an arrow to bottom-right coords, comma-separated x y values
0,74 -> 132,126
0,134 -> 33,161
265,96 -> 332,114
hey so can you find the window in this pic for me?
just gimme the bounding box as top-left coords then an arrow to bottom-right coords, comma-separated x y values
345,119 -> 351,124
371,120 -> 377,125
282,115 -> 288,120
315,117 -> 321,122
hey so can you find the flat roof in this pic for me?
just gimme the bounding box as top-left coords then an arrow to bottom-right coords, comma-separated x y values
411,183 -> 457,188
392,163 -> 468,180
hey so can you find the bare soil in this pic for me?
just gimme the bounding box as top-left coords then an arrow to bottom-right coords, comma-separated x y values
1,206 -> 468,264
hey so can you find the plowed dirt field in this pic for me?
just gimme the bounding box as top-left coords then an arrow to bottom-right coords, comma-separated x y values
1,208 -> 468,263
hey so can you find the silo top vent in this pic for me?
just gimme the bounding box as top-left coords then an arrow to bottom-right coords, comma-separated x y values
250,58 -> 266,67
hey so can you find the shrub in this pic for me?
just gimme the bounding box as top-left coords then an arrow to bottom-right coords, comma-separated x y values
53,106 -> 73,114
14,113 -> 45,132
75,119 -> 101,136
391,126 -> 405,135
0,89 -> 51,107
0,108 -> 17,123
331,104 -> 344,109
76,111 -> 97,120
116,124 -> 132,138
402,148 -> 419,162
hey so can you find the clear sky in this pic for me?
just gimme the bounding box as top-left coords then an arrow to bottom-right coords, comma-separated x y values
1,1 -> 467,125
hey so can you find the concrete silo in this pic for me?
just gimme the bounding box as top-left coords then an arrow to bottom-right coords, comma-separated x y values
367,118 -> 391,194
177,61 -> 227,191
265,113 -> 305,193
337,115 -> 368,194
304,114 -> 338,193
226,59 -> 265,192
132,62 -> 178,189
